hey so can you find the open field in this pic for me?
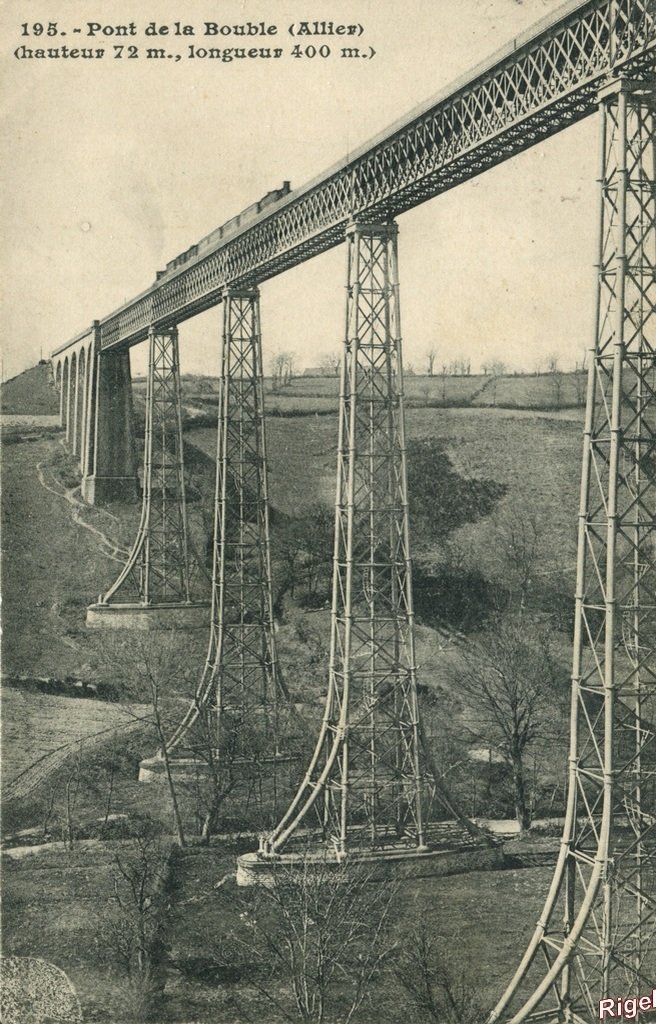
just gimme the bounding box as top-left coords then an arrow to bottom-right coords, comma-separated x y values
2,688 -> 149,796
188,403 -> 583,570
174,369 -> 587,417
3,838 -> 554,1023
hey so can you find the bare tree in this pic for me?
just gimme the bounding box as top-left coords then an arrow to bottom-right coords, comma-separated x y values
270,351 -> 286,390
453,616 -> 567,832
318,351 -> 341,377
270,350 -> 296,390
101,831 -> 171,1020
94,632 -> 199,847
236,858 -> 398,1024
147,663 -> 186,847
283,352 -> 295,385
395,924 -> 487,1024
427,346 -> 437,376
186,702 -> 267,845
546,354 -> 564,408
573,348 -> 588,406
492,507 -> 547,614
61,743 -> 83,848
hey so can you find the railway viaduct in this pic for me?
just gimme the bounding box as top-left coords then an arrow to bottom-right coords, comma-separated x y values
52,0 -> 653,504
50,2 -> 655,1021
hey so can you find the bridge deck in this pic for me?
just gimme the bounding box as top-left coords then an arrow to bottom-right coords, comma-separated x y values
52,0 -> 655,358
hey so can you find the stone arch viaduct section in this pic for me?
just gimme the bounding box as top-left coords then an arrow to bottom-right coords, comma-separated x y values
51,322 -> 138,504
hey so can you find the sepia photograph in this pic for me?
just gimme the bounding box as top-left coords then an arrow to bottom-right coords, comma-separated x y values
1,1 -> 655,1021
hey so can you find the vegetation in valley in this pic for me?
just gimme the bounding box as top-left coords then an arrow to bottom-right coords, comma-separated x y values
1,363 -> 585,1021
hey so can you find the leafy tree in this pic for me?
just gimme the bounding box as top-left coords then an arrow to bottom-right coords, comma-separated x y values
405,439 -> 506,551
277,503 -> 334,605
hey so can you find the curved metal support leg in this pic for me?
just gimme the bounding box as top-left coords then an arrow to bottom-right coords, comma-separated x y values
167,288 -> 285,758
490,77 -> 656,1024
99,326 -> 192,606
261,221 -> 429,858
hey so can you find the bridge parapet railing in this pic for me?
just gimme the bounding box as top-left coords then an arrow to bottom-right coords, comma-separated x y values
58,0 -> 655,358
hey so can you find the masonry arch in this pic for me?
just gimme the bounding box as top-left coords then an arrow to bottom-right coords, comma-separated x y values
68,352 -> 77,446
62,356 -> 70,434
74,346 -> 86,456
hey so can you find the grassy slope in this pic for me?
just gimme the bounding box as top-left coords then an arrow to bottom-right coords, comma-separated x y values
189,404 -> 583,568
2,688 -> 148,790
406,406 -> 583,572
4,840 -> 554,1023
1,363 -> 60,415
1,371 -> 585,1022
1,435 -> 136,679
2,401 -> 582,805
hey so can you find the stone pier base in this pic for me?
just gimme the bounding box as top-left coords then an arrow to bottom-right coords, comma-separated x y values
81,475 -> 139,505
236,840 -> 504,887
86,602 -> 210,630
138,753 -> 212,784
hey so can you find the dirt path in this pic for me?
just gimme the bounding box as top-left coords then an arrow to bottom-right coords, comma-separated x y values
36,444 -> 128,564
1,436 -> 129,678
2,689 -> 151,800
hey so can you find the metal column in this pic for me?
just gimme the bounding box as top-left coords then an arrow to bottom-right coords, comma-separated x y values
99,327 -> 192,606
168,287 -> 286,765
260,222 -> 430,858
490,77 -> 656,1024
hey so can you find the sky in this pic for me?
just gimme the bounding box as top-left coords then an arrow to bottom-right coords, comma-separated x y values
1,0 -> 599,382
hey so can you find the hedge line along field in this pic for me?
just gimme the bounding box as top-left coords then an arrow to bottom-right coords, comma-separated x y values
154,369 -> 587,420
187,404 -> 584,565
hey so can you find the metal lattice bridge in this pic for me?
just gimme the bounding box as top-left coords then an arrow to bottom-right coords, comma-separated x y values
51,1 -> 655,1020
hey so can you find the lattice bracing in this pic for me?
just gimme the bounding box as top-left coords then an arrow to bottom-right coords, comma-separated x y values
168,289 -> 287,769
490,77 -> 656,1024
259,222 -> 434,858
100,328 -> 192,606
54,0 -> 655,358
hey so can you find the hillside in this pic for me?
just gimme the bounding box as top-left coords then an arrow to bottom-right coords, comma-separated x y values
3,361 -> 586,425
1,366 -> 583,1022
1,362 -> 60,416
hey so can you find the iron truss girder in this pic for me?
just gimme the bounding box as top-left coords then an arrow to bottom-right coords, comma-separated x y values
168,288 -> 286,758
489,78 -> 656,1024
259,222 -> 433,859
100,328 -> 193,606
50,0 -> 656,359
